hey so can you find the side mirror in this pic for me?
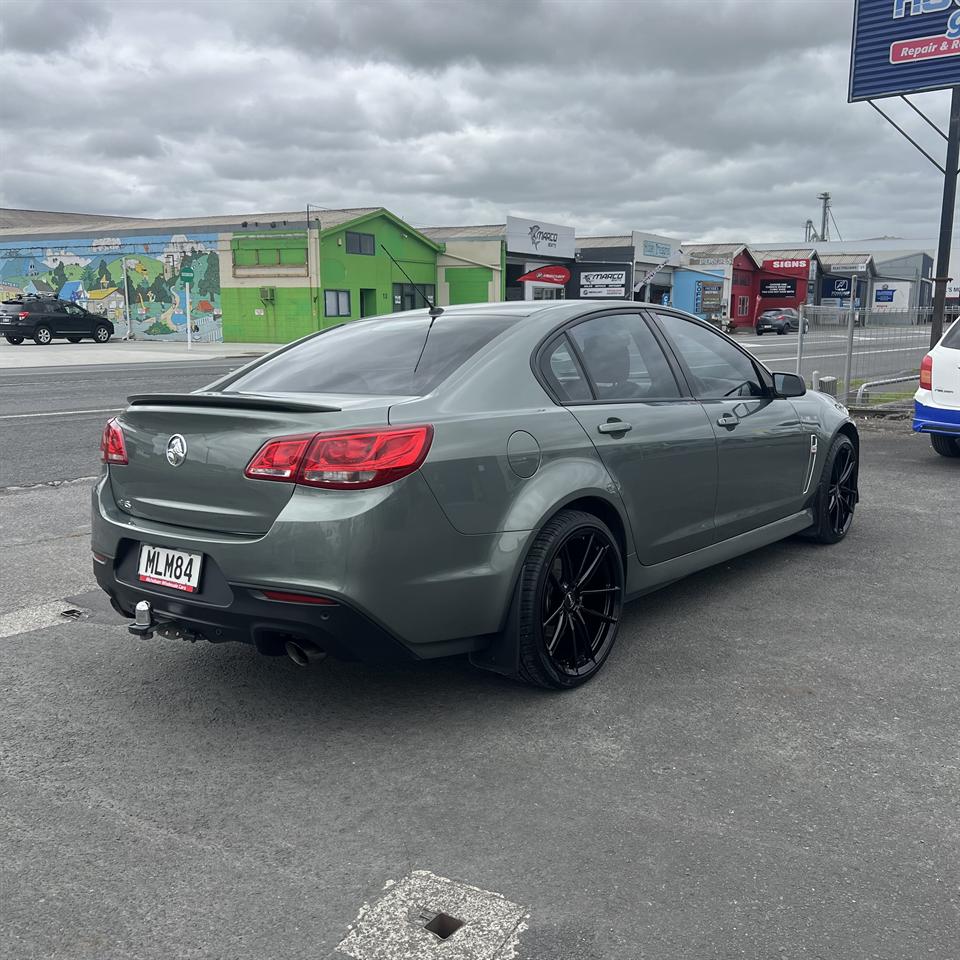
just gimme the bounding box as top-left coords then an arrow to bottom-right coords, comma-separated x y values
772,372 -> 806,398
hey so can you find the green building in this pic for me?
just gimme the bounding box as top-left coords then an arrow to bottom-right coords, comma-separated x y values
0,206 -> 444,345
224,206 -> 443,343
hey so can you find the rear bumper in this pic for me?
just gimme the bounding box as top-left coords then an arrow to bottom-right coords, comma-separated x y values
93,555 -> 416,662
913,398 -> 960,435
91,473 -> 521,661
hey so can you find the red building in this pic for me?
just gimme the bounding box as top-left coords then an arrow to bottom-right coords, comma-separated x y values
752,250 -> 822,319
682,244 -> 761,328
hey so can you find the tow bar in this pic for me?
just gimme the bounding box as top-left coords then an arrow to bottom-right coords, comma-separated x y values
127,600 -> 202,643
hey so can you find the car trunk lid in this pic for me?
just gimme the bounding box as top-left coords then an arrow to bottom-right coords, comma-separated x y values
109,392 -> 404,534
931,343 -> 960,409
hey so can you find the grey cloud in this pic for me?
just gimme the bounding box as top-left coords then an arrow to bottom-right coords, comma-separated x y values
0,0 -> 110,53
0,0 -> 953,246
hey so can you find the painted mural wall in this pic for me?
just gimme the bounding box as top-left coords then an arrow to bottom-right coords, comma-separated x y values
0,232 -> 222,341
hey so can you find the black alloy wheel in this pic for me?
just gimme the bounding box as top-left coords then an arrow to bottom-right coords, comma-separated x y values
33,325 -> 52,345
802,434 -> 858,544
93,324 -> 111,343
4,335 -> 24,345
826,443 -> 857,537
514,509 -> 624,689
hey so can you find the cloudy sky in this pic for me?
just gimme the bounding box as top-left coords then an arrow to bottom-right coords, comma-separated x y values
0,0 -> 955,242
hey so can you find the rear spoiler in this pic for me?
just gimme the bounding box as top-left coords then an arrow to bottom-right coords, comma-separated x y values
127,392 -> 341,413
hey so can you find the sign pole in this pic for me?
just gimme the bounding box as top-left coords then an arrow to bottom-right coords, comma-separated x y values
186,281 -> 192,351
931,85 -> 960,349
122,260 -> 132,341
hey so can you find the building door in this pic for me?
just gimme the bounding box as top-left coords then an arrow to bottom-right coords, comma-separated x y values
360,288 -> 377,318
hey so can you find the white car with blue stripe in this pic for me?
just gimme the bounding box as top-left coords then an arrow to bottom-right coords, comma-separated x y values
914,318 -> 960,457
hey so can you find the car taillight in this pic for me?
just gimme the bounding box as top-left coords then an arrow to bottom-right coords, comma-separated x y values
244,435 -> 313,480
920,353 -> 933,390
261,590 -> 337,605
244,425 -> 433,490
99,418 -> 128,464
18,311 -> 29,320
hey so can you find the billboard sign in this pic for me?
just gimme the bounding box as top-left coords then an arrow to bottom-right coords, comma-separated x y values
849,0 -> 960,102
759,278 -> 799,298
694,281 -> 724,312
822,276 -> 853,299
572,264 -> 632,299
506,216 -> 575,259
762,258 -> 809,272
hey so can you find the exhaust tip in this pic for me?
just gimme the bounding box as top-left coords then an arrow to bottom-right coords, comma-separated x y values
284,639 -> 326,667
285,640 -> 309,667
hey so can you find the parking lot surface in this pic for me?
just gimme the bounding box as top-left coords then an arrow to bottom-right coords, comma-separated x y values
1,422 -> 957,959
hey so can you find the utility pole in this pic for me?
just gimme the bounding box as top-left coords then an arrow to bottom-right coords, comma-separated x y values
931,86 -> 960,349
817,192 -> 831,243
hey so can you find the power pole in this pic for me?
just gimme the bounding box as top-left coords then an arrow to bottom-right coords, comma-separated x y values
817,192 -> 831,243
931,86 -> 960,349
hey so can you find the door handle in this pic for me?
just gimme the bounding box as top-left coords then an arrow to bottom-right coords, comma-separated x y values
716,413 -> 739,428
597,419 -> 632,435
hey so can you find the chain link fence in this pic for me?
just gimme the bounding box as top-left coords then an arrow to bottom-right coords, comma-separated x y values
794,304 -> 959,405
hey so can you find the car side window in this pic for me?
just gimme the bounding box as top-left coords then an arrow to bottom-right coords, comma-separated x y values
542,336 -> 592,402
569,313 -> 680,401
65,304 -> 82,315
657,315 -> 764,400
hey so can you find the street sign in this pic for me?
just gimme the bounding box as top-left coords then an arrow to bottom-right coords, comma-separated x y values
849,0 -> 960,102
180,265 -> 195,282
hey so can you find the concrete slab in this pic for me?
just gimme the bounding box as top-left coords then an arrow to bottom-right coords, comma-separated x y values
0,339 -> 274,369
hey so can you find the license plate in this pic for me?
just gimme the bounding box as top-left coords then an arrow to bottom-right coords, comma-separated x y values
138,544 -> 203,593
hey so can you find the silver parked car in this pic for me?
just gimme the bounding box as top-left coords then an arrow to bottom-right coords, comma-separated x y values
92,301 -> 859,688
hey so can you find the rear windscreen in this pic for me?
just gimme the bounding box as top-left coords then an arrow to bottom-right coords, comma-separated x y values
224,314 -> 519,396
942,318 -> 960,350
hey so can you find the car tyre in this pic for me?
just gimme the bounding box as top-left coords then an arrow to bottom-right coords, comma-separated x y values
801,434 -> 858,544
930,433 -> 960,457
777,325 -> 787,335
93,324 -> 111,343
512,509 -> 624,690
4,334 -> 24,345
756,329 -> 763,336
67,336 -> 83,343
33,325 -> 53,345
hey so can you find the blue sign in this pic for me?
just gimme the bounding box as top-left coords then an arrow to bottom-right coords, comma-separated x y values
661,292 -> 671,305
875,287 -> 896,302
822,276 -> 854,299
850,0 -> 960,102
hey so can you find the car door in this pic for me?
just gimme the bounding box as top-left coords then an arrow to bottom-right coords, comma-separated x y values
651,312 -> 811,541
541,311 -> 718,565
61,303 -> 89,335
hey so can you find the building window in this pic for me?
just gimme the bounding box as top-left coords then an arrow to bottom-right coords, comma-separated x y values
324,289 -> 351,317
392,283 -> 436,311
737,295 -> 750,317
346,231 -> 376,256
733,269 -> 752,287
233,246 -> 306,267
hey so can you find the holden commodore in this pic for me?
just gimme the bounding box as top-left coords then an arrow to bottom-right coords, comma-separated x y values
92,301 -> 859,688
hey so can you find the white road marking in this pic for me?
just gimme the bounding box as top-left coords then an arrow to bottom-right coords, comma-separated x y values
751,347 -> 927,364
337,870 -> 528,960
0,600 -> 85,640
0,407 -> 119,420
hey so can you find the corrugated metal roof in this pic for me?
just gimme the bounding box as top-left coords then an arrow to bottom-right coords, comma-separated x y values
818,252 -> 874,271
681,243 -> 747,258
752,247 -> 819,262
0,207 -> 383,238
577,236 -> 632,248
0,208 -> 152,230
419,224 -> 506,241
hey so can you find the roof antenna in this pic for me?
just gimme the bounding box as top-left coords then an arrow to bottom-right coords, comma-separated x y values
380,242 -> 443,374
380,243 -> 443,319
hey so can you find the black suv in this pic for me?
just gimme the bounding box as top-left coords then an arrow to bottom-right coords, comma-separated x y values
0,295 -> 115,345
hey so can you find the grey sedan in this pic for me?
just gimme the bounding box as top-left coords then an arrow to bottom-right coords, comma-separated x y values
92,301 -> 858,688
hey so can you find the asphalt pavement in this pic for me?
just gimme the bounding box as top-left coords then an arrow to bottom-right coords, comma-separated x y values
1,421 -> 957,959
0,361 -> 246,487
